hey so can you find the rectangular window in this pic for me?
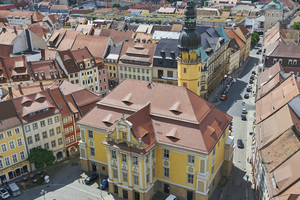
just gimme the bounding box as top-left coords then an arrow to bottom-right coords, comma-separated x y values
152,166 -> 156,178
25,125 -> 30,132
90,147 -> 95,156
70,135 -> 75,142
112,150 -> 116,160
146,172 -> 150,184
211,164 -> 215,174
4,157 -> 10,166
27,136 -> 33,144
20,151 -> 26,160
0,133 -> 4,140
163,149 -> 169,159
12,154 -> 18,163
17,138 -> 22,146
33,123 -> 38,130
184,68 -> 187,73
63,118 -> 68,124
9,141 -> 15,149
0,159 -> 3,168
188,155 -> 195,164
44,143 -> 49,149
58,138 -> 63,145
133,156 -> 138,165
122,172 -> 128,183
42,131 -> 47,139
48,118 -> 53,125
69,126 -> 74,133
88,130 -> 93,139
152,150 -> 155,159
35,134 -> 40,142
146,154 -> 149,164
50,129 -> 54,136
40,120 -> 45,127
1,143 -> 7,152
15,128 -> 20,134
64,128 -> 69,134
187,174 -> 194,184
51,140 -> 56,148
66,137 -> 70,144
163,167 -> 169,178
113,169 -> 118,179
122,154 -> 127,163
55,116 -> 59,122
134,175 -> 139,185
167,71 -> 173,77
56,127 -> 61,134
122,132 -> 126,140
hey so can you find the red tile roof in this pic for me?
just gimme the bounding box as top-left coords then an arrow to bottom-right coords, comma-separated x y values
79,79 -> 232,154
28,60 -> 67,81
0,99 -> 21,132
225,30 -> 245,48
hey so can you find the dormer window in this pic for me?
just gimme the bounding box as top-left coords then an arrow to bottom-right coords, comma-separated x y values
288,59 -> 292,65
55,69 -> 58,75
293,60 -> 297,65
80,64 -> 83,69
273,58 -> 277,64
41,71 -> 45,76
60,70 -> 64,74
34,72 -> 38,77
50,70 -> 53,76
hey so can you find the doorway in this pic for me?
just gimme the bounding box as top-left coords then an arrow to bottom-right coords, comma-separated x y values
134,191 -> 140,200
123,190 -> 128,199
164,183 -> 170,194
114,185 -> 118,194
187,191 -> 193,200
92,163 -> 97,172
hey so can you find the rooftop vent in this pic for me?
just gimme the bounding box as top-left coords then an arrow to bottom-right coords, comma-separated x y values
169,101 -> 182,114
122,93 -> 132,104
166,128 -> 180,140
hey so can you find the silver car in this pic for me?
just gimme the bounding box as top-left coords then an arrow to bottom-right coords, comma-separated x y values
0,188 -> 10,199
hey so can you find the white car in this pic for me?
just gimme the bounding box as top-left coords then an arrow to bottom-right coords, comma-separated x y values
0,188 -> 10,199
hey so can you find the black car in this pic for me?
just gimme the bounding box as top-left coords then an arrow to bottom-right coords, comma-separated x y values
249,79 -> 254,84
85,174 -> 99,185
237,139 -> 244,149
250,75 -> 255,80
244,93 -> 249,99
256,49 -> 262,55
252,71 -> 256,75
241,114 -> 247,121
246,87 -> 252,92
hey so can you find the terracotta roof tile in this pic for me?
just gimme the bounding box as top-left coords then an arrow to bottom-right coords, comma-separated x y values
80,79 -> 232,154
0,100 -> 21,132
28,60 -> 67,81
225,30 -> 245,48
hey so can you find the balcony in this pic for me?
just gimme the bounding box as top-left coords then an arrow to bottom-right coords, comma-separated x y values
177,57 -> 201,65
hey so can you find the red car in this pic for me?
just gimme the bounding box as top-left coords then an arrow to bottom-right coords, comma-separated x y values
220,94 -> 228,100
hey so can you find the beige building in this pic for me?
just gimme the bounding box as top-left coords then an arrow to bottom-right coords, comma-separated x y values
264,0 -> 284,32
234,25 -> 251,62
228,38 -> 240,74
117,42 -> 156,83
104,42 -> 123,85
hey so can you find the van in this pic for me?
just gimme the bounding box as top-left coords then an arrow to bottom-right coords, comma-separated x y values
8,183 -> 21,197
165,194 -> 177,200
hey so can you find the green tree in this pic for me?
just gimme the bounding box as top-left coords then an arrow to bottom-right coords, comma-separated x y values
28,148 -> 55,169
129,19 -> 133,23
112,3 -> 121,8
251,31 -> 260,44
158,20 -> 162,25
292,21 -> 300,30
135,19 -> 139,23
146,20 -> 150,24
92,16 -> 96,20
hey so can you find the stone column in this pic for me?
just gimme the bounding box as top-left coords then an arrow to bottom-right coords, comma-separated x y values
128,155 -> 133,187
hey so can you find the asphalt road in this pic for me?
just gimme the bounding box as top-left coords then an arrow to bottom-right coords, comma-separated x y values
214,47 -> 261,200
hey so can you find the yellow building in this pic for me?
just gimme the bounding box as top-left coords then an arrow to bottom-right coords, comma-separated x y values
177,0 -> 202,96
0,100 -> 30,184
78,79 -> 234,200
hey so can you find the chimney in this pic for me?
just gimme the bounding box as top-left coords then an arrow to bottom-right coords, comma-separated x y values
40,81 -> 44,90
18,84 -> 23,95
8,86 -> 13,99
13,26 -> 17,35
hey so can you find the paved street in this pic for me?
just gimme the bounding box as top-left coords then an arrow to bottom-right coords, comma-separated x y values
210,45 -> 261,200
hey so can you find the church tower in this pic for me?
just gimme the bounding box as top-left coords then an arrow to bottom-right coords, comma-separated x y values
177,0 -> 202,96
264,0 -> 283,32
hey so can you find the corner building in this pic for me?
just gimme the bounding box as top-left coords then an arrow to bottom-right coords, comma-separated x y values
78,79 -> 234,200
177,0 -> 202,96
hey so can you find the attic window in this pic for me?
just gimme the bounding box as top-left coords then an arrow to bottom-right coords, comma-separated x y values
166,128 -> 180,140
80,64 -> 83,69
55,69 -> 59,75
122,93 -> 132,104
169,101 -> 182,114
35,93 -> 46,101
34,72 -> 38,77
207,126 -> 215,136
21,96 -> 32,105
50,70 -> 53,76
41,71 -> 45,76
102,114 -> 114,124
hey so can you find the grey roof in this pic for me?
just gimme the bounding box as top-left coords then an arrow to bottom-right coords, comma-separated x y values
105,42 -> 123,60
288,95 -> 300,119
153,39 -> 178,69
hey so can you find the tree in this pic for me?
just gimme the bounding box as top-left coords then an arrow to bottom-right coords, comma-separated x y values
158,20 -> 162,25
112,3 -> 121,8
135,19 -> 139,23
28,148 -> 56,169
251,31 -> 260,45
291,21 -> 300,30
92,16 -> 96,20
129,19 -> 133,23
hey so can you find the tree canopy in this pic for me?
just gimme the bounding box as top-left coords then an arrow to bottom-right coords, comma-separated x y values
28,148 -> 55,169
291,21 -> 300,30
251,31 -> 260,44
112,3 -> 121,8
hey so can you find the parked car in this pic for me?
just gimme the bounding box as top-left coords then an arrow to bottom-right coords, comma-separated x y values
246,86 -> 252,92
85,174 -> 99,185
250,75 -> 255,80
256,49 -> 262,54
244,93 -> 249,99
220,94 -> 228,100
237,139 -> 244,149
0,188 -> 10,199
252,71 -> 256,75
249,79 -> 254,84
100,177 -> 108,189
223,88 -> 229,94
241,114 -> 247,121
242,108 -> 247,114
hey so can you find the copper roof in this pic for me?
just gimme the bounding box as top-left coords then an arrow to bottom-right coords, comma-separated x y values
79,79 -> 232,154
256,76 -> 300,124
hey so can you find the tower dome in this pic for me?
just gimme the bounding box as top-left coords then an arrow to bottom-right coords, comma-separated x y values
178,0 -> 201,51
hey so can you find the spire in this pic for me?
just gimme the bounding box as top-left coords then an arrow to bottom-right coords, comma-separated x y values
184,0 -> 197,31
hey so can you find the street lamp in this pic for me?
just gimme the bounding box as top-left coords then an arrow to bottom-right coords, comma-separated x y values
40,189 -> 47,200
